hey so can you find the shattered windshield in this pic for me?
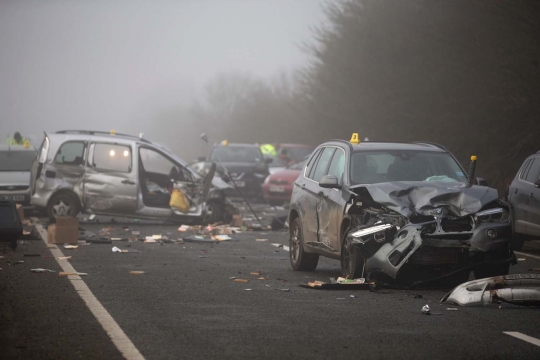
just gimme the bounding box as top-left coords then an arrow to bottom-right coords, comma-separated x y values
210,146 -> 262,163
0,150 -> 36,171
350,150 -> 468,185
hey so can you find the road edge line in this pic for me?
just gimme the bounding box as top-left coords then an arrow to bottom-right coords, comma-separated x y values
503,332 -> 540,347
34,219 -> 145,360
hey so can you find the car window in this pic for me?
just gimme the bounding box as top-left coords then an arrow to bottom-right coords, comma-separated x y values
524,158 -> 540,183
0,151 -> 36,171
210,146 -> 262,163
327,148 -> 345,182
519,159 -> 532,180
55,141 -> 86,166
140,148 -> 192,181
92,143 -> 131,173
305,149 -> 321,179
311,147 -> 335,182
350,150 -> 468,185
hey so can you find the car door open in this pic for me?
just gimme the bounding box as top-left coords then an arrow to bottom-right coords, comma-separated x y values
170,161 -> 216,216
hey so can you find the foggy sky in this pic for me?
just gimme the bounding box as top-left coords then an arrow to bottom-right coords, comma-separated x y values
0,0 -> 325,153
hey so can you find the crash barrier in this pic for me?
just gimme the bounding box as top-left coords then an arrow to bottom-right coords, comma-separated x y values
0,200 -> 23,250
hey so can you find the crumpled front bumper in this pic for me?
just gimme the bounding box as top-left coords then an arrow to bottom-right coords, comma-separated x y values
348,220 -> 513,283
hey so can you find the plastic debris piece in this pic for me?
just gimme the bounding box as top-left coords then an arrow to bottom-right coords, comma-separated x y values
251,271 -> 262,276
518,258 -> 526,261
152,234 -> 162,240
256,239 -> 268,242
234,279 -> 249,283
350,295 -> 356,298
446,308 -> 459,311
245,289 -> 253,291
89,214 -> 96,221
178,225 -> 190,232
130,271 -> 145,274
64,245 -> 78,249
112,246 -> 122,253
422,305 -> 431,315
144,236 -> 157,243
111,238 -> 123,241
31,268 -> 56,273
132,231 -> 140,236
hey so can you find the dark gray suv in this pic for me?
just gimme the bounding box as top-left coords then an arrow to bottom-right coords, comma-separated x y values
507,151 -> 540,250
288,140 -> 514,286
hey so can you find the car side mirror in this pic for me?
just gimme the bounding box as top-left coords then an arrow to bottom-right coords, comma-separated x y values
475,177 -> 488,186
319,175 -> 341,189
265,157 -> 273,164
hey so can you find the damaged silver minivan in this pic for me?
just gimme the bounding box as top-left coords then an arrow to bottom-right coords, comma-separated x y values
288,140 -> 515,287
30,131 -> 234,223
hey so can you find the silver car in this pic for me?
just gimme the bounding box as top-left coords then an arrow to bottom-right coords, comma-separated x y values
30,130 -> 233,223
0,145 -> 37,208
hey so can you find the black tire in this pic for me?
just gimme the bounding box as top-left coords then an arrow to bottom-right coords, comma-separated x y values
289,217 -> 319,271
204,200 -> 223,224
47,192 -> 80,222
474,262 -> 510,279
341,229 -> 364,279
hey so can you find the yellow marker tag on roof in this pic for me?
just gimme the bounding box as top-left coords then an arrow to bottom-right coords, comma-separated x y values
350,133 -> 360,145
110,129 -> 116,135
471,155 -> 477,161
23,140 -> 30,149
221,140 -> 229,146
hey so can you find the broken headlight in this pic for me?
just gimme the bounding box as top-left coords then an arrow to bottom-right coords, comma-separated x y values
475,208 -> 509,223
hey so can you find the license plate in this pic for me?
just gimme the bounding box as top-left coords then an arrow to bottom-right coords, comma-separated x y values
233,181 -> 245,188
0,195 -> 25,202
269,185 -> 285,192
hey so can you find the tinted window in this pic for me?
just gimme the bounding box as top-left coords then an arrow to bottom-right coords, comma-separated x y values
350,150 -> 467,185
55,142 -> 85,166
0,151 -> 36,171
305,149 -> 321,179
92,144 -> 131,173
519,159 -> 532,180
327,149 -> 345,182
525,158 -> 540,183
312,147 -> 335,182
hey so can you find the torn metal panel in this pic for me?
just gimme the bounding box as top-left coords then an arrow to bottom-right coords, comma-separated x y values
441,274 -> 540,306
351,181 -> 499,218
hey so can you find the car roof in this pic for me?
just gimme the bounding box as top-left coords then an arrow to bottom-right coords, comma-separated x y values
277,143 -> 315,148
213,143 -> 260,149
320,140 -> 447,152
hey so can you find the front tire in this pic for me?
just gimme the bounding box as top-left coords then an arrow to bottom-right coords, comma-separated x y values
289,218 -> 319,271
47,192 -> 80,222
204,200 -> 223,224
341,229 -> 364,278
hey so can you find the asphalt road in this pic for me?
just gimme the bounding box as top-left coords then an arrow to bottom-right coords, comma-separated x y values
2,212 -> 540,360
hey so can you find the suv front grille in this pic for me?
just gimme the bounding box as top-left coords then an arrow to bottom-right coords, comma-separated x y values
0,185 -> 29,191
441,217 -> 472,232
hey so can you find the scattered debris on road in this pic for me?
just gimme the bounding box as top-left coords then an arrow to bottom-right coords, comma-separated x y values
422,305 -> 431,315
234,279 -> 249,283
59,271 -> 88,276
63,245 -> 78,249
129,271 -> 145,274
31,268 -> 56,273
300,277 -> 371,290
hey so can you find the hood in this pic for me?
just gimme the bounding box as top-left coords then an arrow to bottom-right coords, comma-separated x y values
216,162 -> 264,175
268,168 -> 301,182
0,171 -> 31,186
351,181 -> 499,218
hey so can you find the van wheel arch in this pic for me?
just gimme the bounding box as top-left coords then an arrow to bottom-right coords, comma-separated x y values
47,190 -> 81,221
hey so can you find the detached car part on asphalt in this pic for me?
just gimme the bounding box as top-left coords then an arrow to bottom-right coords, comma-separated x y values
441,274 -> 540,306
30,131 -> 235,224
288,140 -> 515,287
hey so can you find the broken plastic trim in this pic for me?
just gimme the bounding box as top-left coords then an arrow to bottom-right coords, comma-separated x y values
350,224 -> 394,240
441,274 -> 540,306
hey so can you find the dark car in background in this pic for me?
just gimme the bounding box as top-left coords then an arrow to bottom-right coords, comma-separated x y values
0,145 -> 37,208
507,151 -> 540,250
209,143 -> 270,200
288,140 -> 514,287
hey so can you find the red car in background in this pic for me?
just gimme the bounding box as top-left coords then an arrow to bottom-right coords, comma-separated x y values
262,159 -> 306,206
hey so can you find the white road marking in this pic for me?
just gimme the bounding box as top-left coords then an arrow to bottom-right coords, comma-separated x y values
514,251 -> 540,260
272,243 -> 290,251
504,332 -> 540,347
34,221 -> 145,360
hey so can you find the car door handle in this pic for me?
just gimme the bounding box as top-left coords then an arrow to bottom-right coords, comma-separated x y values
121,180 -> 135,185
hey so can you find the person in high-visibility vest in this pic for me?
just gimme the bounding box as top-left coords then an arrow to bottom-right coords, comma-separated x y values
7,132 -> 29,146
260,143 -> 276,156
